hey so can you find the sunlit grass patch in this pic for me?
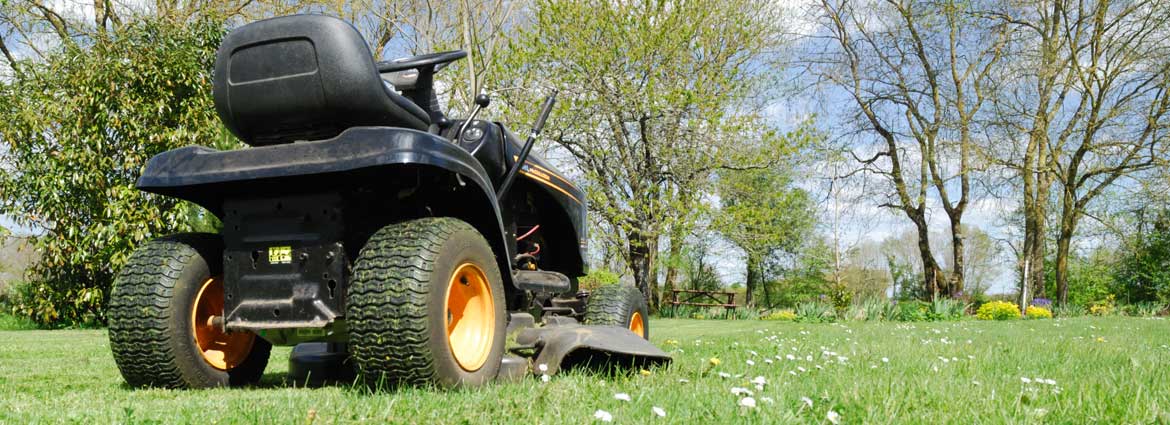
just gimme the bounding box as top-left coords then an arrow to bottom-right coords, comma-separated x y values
1,317 -> 1169,423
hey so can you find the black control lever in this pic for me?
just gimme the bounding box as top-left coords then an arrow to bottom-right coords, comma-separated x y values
497,91 -> 557,200
456,93 -> 492,143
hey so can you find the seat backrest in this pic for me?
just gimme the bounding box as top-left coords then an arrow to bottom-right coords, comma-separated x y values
214,15 -> 430,146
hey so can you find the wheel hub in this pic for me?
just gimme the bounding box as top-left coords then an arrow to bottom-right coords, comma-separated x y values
192,277 -> 255,370
445,263 -> 495,372
629,311 -> 645,337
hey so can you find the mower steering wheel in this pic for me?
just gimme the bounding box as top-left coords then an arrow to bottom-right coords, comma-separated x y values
376,50 -> 467,74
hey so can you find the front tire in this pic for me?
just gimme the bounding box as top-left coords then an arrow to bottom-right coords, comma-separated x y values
347,218 -> 506,389
584,284 -> 650,339
108,233 -> 271,389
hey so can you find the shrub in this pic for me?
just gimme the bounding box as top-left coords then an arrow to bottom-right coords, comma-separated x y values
853,298 -> 890,321
761,310 -> 797,321
578,270 -> 621,291
795,302 -> 835,323
1025,305 -> 1053,319
0,18 -> 230,326
976,301 -> 1021,320
1131,302 -> 1164,317
929,299 -> 968,321
1089,295 -> 1116,316
894,301 -> 930,322
1054,304 -> 1086,317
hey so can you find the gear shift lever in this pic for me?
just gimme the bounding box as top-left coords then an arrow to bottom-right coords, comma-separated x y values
455,94 -> 492,143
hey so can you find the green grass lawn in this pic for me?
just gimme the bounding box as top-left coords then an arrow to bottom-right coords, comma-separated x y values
2,317 -> 1169,424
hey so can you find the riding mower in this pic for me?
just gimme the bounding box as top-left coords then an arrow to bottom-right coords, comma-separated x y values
106,14 -> 669,389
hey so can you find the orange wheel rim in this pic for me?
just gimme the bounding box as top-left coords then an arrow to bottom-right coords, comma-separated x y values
192,277 -> 254,370
629,311 -> 645,337
445,262 -> 495,372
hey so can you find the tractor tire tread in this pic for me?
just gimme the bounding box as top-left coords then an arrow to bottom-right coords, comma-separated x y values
107,234 -> 210,388
347,217 -> 471,387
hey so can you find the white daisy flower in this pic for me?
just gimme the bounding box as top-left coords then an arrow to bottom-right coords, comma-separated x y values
827,410 -> 841,424
739,397 -> 757,408
1021,377 -> 1033,384
731,387 -> 753,396
541,374 -> 550,383
614,393 -> 631,402
593,410 -> 613,422
881,357 -> 889,363
538,363 -> 548,373
800,396 -> 814,408
652,406 -> 666,418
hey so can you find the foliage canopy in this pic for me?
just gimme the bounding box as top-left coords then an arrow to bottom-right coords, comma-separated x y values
0,18 -> 230,325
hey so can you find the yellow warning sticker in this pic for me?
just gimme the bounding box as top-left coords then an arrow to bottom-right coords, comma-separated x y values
268,246 -> 292,264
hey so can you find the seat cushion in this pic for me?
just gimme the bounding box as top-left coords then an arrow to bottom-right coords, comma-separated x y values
213,15 -> 431,146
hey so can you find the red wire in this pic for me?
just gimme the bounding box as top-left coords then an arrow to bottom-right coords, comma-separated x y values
517,224 -> 540,241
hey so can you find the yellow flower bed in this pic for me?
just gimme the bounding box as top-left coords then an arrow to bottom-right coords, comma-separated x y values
976,301 -> 1021,320
1025,305 -> 1053,319
762,310 -> 797,321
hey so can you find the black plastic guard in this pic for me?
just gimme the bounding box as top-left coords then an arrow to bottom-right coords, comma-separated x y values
136,126 -> 515,284
137,126 -> 498,216
516,325 -> 672,375
221,193 -> 347,330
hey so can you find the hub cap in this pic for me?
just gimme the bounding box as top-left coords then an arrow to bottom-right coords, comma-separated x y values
629,311 -> 645,337
192,277 -> 255,370
445,262 -> 495,372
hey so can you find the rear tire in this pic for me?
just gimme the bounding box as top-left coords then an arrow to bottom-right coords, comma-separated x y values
347,218 -> 506,389
108,233 -> 271,389
584,284 -> 650,339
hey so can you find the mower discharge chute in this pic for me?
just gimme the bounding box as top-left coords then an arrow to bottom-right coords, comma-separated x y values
105,14 -> 669,389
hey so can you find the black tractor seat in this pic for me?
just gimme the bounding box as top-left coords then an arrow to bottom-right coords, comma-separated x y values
213,15 -> 431,146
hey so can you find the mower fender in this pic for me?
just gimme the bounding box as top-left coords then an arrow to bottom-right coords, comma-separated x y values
515,325 -> 672,375
136,126 -> 516,286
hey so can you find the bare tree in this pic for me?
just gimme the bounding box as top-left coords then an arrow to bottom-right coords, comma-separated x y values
990,0 -> 1170,305
809,0 -> 1010,299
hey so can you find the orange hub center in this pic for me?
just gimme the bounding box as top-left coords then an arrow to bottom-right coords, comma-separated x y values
629,311 -> 645,337
192,277 -> 255,370
445,262 -> 495,372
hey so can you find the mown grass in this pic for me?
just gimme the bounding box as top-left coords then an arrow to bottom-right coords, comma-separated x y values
0,312 -> 40,330
2,317 -> 1169,424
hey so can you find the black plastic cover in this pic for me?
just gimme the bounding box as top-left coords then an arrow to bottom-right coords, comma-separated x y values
213,15 -> 429,145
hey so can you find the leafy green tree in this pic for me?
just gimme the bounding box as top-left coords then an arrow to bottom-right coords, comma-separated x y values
715,166 -> 817,307
1115,215 -> 1170,305
0,17 -> 230,325
503,0 -> 791,307
767,238 -> 833,308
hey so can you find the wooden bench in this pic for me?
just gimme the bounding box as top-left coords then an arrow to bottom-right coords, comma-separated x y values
669,289 -> 738,315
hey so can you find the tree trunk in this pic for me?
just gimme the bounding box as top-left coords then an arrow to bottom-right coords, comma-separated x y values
1054,201 -> 1078,306
661,224 -> 686,312
760,261 -> 772,309
911,212 -> 943,300
628,233 -> 654,310
948,216 -> 965,297
744,254 -> 758,307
